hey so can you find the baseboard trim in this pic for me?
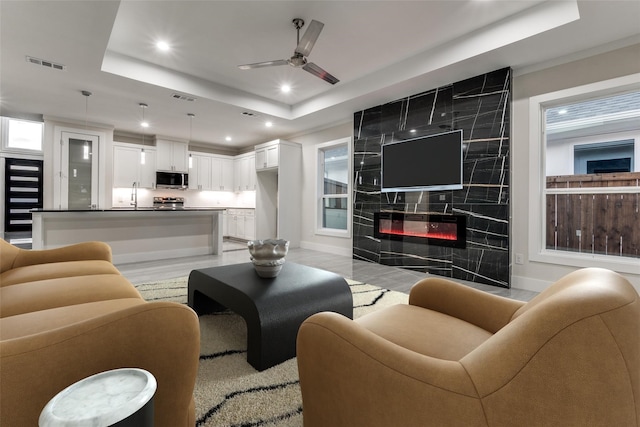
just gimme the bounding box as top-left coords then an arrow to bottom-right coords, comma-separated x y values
511,275 -> 552,293
112,247 -> 211,264
299,241 -> 352,257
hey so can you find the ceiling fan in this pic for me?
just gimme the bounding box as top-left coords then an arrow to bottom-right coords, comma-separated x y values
238,18 -> 339,85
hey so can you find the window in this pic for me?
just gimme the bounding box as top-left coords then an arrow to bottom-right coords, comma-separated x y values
1,117 -> 43,152
528,74 -> 640,273
317,138 -> 351,236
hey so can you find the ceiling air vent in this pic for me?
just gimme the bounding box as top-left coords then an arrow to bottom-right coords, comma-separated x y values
26,56 -> 66,71
171,93 -> 197,102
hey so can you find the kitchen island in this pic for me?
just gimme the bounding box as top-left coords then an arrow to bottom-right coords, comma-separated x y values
32,208 -> 225,264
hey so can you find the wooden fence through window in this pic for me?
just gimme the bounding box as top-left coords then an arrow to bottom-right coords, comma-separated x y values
546,172 -> 640,258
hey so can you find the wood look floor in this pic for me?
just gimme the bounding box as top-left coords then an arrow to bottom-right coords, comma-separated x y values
116,240 -> 538,302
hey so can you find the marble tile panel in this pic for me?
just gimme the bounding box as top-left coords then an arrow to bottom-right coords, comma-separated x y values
452,247 -> 509,288
380,99 -> 405,134
354,106 -> 383,138
352,67 -> 512,287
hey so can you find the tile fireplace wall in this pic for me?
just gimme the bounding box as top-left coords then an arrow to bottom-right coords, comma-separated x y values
353,68 -> 512,287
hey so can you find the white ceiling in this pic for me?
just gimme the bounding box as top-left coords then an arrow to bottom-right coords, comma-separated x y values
1,0 -> 639,151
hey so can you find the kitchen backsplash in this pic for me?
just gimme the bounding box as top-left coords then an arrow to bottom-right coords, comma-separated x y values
111,188 -> 256,209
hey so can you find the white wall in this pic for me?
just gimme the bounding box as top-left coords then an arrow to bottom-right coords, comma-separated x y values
512,43 -> 640,292
288,122 -> 353,257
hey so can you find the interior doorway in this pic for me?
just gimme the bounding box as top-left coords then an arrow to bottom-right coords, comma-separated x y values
3,158 -> 43,248
53,130 -> 100,209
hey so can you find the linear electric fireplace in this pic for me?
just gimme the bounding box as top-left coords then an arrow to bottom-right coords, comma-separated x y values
374,212 -> 466,248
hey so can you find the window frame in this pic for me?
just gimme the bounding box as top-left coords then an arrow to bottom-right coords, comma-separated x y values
527,73 -> 640,274
315,137 -> 352,238
1,117 -> 44,154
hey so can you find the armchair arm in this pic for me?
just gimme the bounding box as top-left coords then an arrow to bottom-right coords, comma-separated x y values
409,277 -> 524,333
0,301 -> 199,427
297,312 -> 486,427
12,241 -> 113,267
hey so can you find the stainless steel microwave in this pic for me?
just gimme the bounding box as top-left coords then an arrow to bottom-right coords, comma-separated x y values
156,171 -> 188,189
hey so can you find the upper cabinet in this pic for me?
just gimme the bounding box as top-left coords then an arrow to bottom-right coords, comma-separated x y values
234,152 -> 256,192
188,151 -> 235,191
255,142 -> 279,170
113,143 -> 156,188
156,139 -> 188,172
188,154 -> 212,191
212,156 -> 234,191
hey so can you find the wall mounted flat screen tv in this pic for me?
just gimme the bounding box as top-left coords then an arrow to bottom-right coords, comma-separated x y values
381,129 -> 463,192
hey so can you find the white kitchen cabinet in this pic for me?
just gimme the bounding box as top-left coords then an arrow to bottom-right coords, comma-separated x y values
255,142 -> 279,170
227,211 -> 237,238
211,156 -> 234,191
113,144 -> 156,188
156,139 -> 188,172
139,150 -> 156,188
189,152 -> 234,191
244,210 -> 256,240
234,153 -> 256,192
248,155 -> 256,191
237,213 -> 245,238
226,209 -> 255,240
222,211 -> 229,237
188,154 -> 212,190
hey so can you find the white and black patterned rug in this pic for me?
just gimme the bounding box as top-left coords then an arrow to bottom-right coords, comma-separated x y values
135,276 -> 409,426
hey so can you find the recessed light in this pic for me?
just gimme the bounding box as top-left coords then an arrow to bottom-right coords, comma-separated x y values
265,121 -> 273,128
225,136 -> 232,142
281,84 -> 291,93
156,41 -> 170,51
141,121 -> 149,128
410,129 -> 416,133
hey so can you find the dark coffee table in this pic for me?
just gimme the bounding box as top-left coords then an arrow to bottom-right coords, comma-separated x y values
187,262 -> 353,371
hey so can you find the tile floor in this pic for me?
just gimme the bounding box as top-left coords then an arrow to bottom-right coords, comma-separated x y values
116,240 -> 538,302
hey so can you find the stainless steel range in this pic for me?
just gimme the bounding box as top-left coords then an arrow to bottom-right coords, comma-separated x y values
153,196 -> 185,210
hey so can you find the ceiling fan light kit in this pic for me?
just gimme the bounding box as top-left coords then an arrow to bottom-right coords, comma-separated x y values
238,18 -> 339,85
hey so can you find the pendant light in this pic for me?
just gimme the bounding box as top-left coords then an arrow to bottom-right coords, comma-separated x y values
188,113 -> 195,169
82,90 -> 91,160
139,103 -> 148,164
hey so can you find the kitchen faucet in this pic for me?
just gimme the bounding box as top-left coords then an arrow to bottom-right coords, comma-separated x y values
131,181 -> 138,209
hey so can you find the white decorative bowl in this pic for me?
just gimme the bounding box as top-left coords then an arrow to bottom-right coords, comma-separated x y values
247,239 -> 289,278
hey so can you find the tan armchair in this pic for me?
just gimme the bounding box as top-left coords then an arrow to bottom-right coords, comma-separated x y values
297,268 -> 639,426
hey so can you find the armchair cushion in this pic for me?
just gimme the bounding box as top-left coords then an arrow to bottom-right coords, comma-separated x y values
0,260 -> 120,287
0,239 -> 112,273
0,298 -> 145,340
0,274 -> 142,318
356,304 -> 492,360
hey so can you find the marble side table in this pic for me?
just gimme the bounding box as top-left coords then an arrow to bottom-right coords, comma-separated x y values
39,368 -> 156,427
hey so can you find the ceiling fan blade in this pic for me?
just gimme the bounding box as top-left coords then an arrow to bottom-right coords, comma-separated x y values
302,62 -> 339,85
295,20 -> 324,57
238,59 -> 289,70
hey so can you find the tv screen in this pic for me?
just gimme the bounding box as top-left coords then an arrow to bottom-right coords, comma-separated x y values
381,129 -> 463,192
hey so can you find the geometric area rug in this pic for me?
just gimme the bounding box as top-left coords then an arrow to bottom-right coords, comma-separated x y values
134,276 -> 409,427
